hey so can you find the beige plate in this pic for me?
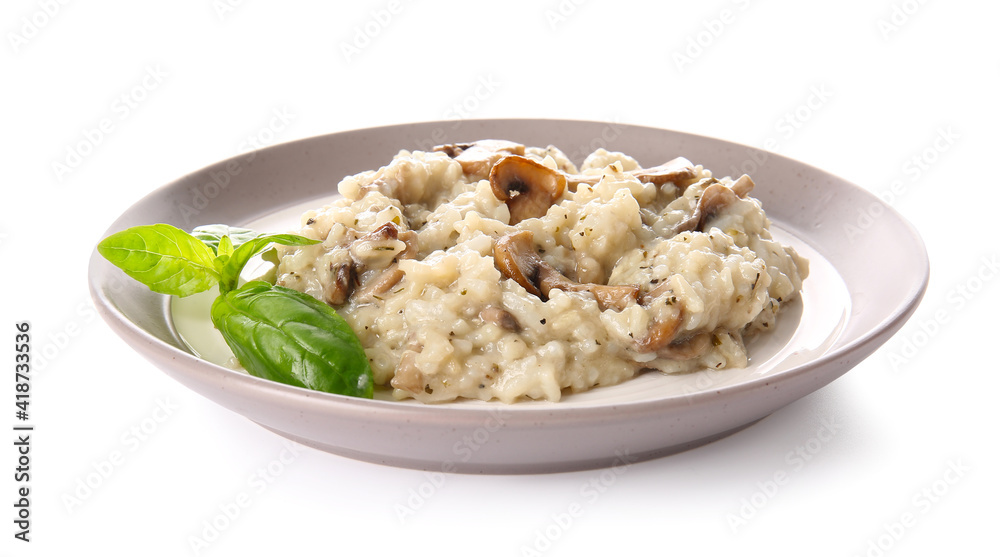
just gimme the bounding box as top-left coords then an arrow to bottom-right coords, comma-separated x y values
88,119 -> 928,473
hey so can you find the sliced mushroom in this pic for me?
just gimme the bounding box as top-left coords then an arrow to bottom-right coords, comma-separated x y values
634,157 -> 700,186
672,180 -> 745,234
636,308 -> 685,353
324,222 -> 419,306
730,174 -> 755,198
390,350 -> 424,394
350,222 -> 410,267
657,332 -> 711,360
434,139 -> 525,181
352,266 -> 406,303
479,306 -> 521,332
352,224 -> 418,303
696,184 -> 739,228
323,262 -> 356,306
494,231 -> 639,312
489,155 -> 567,224
566,157 -> 697,190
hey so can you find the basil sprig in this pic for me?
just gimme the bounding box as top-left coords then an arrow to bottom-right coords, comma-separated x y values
98,223 -> 374,398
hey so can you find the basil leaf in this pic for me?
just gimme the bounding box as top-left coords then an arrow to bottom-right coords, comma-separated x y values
252,247 -> 281,284
216,235 -> 235,258
219,234 -> 319,293
97,224 -> 220,297
192,224 -> 258,254
211,281 -> 373,398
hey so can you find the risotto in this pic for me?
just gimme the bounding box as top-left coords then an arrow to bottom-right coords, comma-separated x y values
274,140 -> 808,403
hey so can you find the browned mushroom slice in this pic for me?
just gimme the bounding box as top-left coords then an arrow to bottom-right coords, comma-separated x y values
479,306 -> 521,332
696,183 -> 738,228
494,231 -> 639,311
390,350 -> 424,394
489,155 -> 567,224
338,223 -> 419,304
352,265 -> 405,303
634,157 -> 699,186
433,139 -> 525,180
566,157 -> 697,190
658,332 -> 711,360
432,142 -> 473,158
323,262 -> 356,306
730,174 -> 755,198
673,182 -> 741,234
640,281 -> 672,305
636,309 -> 685,352
356,221 -> 403,246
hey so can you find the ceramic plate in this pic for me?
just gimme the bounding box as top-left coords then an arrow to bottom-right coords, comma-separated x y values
88,119 -> 928,473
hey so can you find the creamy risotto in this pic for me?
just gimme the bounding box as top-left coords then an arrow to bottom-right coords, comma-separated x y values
275,140 -> 808,403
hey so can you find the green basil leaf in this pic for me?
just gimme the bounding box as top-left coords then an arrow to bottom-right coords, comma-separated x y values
211,281 -> 373,398
97,224 -> 220,297
219,234 -> 319,293
212,235 -> 235,274
252,247 -> 281,284
192,224 -> 259,254
217,235 -> 234,258
260,247 -> 280,267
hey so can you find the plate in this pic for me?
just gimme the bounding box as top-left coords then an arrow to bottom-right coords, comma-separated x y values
88,119 -> 928,473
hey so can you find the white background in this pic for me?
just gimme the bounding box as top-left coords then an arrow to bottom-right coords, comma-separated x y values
3,0 -> 998,555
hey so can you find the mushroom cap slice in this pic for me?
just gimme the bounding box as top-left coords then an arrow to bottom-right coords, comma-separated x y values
566,156 -> 697,191
494,231 -> 639,312
494,230 -> 546,298
489,155 -> 567,224
632,156 -> 698,186
697,183 -> 739,227
331,222 -> 419,305
730,174 -> 755,198
480,306 -> 522,332
672,180 -> 744,235
323,262 -> 356,306
434,140 -> 525,180
636,309 -> 685,353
